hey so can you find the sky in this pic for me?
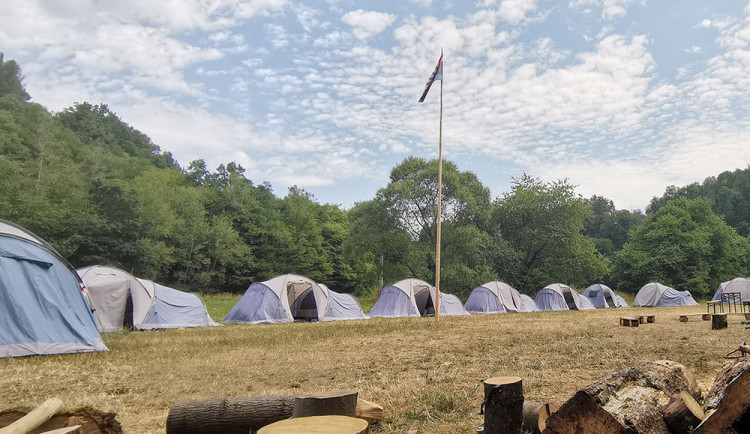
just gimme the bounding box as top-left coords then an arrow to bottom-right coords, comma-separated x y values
3,0 -> 750,211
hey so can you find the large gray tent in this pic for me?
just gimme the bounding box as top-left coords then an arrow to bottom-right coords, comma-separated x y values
464,281 -> 523,314
712,278 -> 750,305
582,284 -> 629,308
78,265 -> 220,331
0,220 -> 106,358
519,294 -> 539,312
369,278 -> 469,317
535,283 -> 595,311
223,274 -> 368,324
633,282 -> 698,307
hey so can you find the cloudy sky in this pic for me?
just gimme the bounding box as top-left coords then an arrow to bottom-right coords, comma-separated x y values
3,0 -> 750,210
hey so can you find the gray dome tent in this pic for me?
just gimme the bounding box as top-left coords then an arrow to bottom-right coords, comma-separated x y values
712,278 -> 750,305
582,284 -> 629,308
633,282 -> 698,307
369,278 -> 469,317
519,294 -> 539,312
0,220 -> 106,358
535,283 -> 595,311
464,281 -> 523,314
78,265 -> 220,331
224,274 -> 368,324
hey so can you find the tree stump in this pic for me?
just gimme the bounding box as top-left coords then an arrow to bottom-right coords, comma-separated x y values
544,360 -> 699,434
712,314 -> 728,330
522,401 -> 557,434
0,408 -> 122,434
662,391 -> 704,434
694,358 -> 750,433
257,415 -> 368,434
483,376 -> 523,434
292,391 -> 358,418
0,398 -> 63,434
166,396 -> 294,434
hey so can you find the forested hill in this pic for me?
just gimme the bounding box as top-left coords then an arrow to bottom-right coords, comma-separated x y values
1,53 -> 748,298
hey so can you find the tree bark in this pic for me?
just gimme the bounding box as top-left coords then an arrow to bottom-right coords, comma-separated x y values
543,360 -> 699,434
483,376 -> 523,434
712,313 -> 728,330
522,401 -> 557,434
292,391 -> 358,418
257,415 -> 369,434
166,396 -> 294,434
662,391 -> 704,434
694,358 -> 750,433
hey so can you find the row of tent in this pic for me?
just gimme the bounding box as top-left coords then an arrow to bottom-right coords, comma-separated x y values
1,218 -> 742,359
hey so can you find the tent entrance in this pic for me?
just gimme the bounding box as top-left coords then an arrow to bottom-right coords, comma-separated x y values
123,292 -> 134,330
415,288 -> 434,316
603,291 -> 616,307
290,287 -> 318,320
562,289 -> 578,310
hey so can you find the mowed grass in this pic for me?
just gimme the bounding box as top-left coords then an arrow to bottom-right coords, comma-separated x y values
0,302 -> 747,433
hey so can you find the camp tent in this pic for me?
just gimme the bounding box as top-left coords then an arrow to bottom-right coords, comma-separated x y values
578,293 -> 596,310
223,274 -> 368,324
519,294 -> 539,312
712,278 -> 750,305
78,265 -> 219,331
633,282 -> 698,307
0,220 -> 106,358
582,284 -> 629,308
464,281 -> 523,314
535,283 -> 594,311
369,278 -> 469,317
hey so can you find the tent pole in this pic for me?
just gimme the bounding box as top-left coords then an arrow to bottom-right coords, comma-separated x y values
435,67 -> 443,320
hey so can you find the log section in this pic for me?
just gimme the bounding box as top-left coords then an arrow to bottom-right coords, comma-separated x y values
522,401 -> 557,434
166,396 -> 294,434
694,358 -> 750,433
257,415 -> 368,434
483,376 -> 523,434
0,399 -> 63,434
662,391 -> 704,434
292,391 -> 358,418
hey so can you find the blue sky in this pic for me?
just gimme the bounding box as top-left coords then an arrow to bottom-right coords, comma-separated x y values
3,0 -> 750,210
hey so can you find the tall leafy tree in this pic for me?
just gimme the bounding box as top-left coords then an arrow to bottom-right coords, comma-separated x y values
613,198 -> 747,296
0,53 -> 30,101
491,175 -> 609,293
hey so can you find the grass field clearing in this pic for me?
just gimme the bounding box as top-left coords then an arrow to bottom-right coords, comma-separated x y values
0,302 -> 746,433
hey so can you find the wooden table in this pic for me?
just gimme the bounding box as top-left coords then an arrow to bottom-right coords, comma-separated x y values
721,291 -> 742,313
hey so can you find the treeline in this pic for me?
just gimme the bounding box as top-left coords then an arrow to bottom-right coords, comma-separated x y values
1,53 -> 748,298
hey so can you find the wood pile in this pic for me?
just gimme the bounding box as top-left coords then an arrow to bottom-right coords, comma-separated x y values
0,399 -> 122,434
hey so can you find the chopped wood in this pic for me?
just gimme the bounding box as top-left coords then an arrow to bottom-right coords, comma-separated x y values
166,396 -> 294,434
0,398 -> 63,434
662,391 -> 704,434
38,426 -> 82,434
483,376 -> 523,434
0,408 -> 122,434
619,317 -> 640,327
292,391 -> 358,418
257,415 -> 369,434
522,401 -> 557,434
712,314 -> 728,330
694,358 -> 750,433
355,399 -> 383,424
543,360 -> 699,434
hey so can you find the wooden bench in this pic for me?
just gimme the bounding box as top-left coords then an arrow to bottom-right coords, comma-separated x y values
620,317 -> 640,327
679,313 -> 711,322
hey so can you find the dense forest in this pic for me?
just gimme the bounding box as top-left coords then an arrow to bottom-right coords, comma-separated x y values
1,53 -> 749,299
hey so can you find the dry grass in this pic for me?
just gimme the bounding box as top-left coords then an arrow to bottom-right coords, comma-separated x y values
0,303 -> 747,433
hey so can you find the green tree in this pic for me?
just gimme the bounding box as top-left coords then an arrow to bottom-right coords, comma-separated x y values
583,195 -> 644,257
491,175 -> 609,293
0,53 -> 30,101
613,198 -> 747,296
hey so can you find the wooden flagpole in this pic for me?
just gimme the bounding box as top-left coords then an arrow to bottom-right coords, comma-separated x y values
435,54 -> 443,320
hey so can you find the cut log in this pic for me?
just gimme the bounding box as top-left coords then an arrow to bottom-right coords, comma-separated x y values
355,399 -> 383,424
483,376 -> 523,434
619,317 -> 640,327
166,396 -> 294,434
522,401 -> 558,434
0,408 -> 122,434
645,315 -> 655,323
662,391 -> 704,434
0,398 -> 63,434
694,358 -> 750,433
292,391 -> 358,418
712,314 -> 728,330
543,360 -> 699,434
257,415 -> 369,434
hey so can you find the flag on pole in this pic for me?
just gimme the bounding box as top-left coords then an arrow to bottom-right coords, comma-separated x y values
418,52 -> 443,103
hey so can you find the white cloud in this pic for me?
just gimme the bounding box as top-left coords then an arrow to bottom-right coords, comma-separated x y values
498,0 -> 537,25
342,10 -> 397,40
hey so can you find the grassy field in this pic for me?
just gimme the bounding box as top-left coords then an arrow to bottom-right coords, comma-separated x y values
1,300 -> 747,433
